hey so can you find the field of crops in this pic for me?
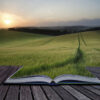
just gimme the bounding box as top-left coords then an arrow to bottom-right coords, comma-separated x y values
0,30 -> 100,78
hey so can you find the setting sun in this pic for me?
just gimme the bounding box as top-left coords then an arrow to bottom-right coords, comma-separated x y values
0,13 -> 25,28
4,19 -> 11,25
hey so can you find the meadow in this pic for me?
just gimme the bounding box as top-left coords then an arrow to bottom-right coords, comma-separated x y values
0,30 -> 100,78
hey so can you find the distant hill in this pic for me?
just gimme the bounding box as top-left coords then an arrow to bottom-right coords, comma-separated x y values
8,26 -> 100,36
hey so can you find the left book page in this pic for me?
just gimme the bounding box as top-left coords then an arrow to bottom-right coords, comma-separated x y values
5,75 -> 52,84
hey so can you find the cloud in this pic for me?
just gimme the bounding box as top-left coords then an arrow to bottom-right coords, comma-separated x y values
37,18 -> 100,27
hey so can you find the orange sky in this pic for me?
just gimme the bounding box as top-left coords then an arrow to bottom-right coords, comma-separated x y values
0,13 -> 31,28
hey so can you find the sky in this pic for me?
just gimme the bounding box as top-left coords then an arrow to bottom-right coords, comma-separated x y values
0,0 -> 100,28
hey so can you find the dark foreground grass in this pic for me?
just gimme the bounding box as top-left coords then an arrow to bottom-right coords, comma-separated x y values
0,30 -> 100,78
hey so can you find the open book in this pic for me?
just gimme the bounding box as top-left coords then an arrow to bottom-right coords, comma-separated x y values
4,74 -> 100,85
4,66 -> 100,85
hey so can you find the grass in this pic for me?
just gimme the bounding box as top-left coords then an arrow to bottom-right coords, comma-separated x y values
0,29 -> 100,78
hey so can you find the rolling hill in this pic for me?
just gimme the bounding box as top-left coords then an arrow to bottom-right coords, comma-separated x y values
0,30 -> 100,78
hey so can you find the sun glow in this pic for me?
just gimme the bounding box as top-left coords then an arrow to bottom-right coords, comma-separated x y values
1,13 -> 14,27
4,19 -> 11,25
0,13 -> 28,28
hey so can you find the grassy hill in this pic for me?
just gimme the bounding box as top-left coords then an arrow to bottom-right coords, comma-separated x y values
0,30 -> 100,78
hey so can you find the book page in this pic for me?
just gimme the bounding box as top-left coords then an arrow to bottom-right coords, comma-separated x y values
5,75 -> 52,84
54,74 -> 100,84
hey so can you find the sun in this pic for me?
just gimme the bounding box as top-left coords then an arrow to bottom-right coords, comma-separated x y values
4,19 -> 11,25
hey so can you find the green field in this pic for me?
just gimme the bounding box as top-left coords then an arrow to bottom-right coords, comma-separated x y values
0,30 -> 100,78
